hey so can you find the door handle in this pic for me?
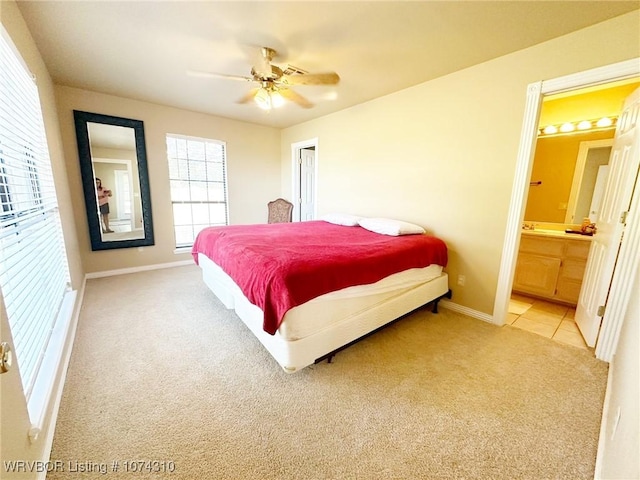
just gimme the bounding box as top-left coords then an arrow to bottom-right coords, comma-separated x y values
0,342 -> 12,374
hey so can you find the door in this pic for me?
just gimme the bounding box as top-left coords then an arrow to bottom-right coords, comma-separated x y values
576,87 -> 640,347
299,148 -> 316,221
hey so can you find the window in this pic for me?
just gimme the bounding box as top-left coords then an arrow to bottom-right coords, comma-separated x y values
0,25 -> 72,426
166,134 -> 228,247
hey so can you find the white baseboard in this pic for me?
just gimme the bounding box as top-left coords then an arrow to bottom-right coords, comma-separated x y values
439,299 -> 496,324
85,259 -> 194,279
38,276 -> 86,480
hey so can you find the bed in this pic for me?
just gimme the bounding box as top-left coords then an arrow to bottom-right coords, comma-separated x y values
192,219 -> 450,373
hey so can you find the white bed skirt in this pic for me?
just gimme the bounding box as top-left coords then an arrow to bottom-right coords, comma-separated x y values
198,253 -> 449,373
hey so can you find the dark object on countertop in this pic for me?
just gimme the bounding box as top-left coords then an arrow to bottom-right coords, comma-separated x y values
565,229 -> 593,236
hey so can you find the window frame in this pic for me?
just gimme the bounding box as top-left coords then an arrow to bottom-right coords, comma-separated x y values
165,133 -> 229,249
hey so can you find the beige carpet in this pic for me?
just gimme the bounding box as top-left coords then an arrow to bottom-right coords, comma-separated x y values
48,265 -> 608,479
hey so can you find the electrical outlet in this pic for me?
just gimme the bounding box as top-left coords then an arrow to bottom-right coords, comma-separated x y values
457,275 -> 466,286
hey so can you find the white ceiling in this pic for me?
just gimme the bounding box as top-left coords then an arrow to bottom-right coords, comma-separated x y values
16,1 -> 639,129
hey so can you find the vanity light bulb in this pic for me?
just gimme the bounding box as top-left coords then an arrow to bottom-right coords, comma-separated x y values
560,122 -> 575,133
596,117 -> 613,128
577,120 -> 591,130
543,125 -> 558,135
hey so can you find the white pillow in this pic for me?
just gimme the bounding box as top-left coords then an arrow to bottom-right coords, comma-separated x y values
358,217 -> 425,236
321,213 -> 363,227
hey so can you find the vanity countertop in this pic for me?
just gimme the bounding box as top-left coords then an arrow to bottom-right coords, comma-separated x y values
522,229 -> 593,241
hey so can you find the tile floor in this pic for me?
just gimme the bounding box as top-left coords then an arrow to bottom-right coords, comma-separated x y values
507,293 -> 589,350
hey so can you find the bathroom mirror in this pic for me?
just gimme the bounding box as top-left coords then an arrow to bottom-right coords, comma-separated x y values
73,110 -> 154,250
524,135 -> 613,225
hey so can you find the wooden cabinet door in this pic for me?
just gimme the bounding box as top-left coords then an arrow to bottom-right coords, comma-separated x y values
556,258 -> 587,303
556,278 -> 583,303
556,247 -> 588,304
514,254 -> 562,297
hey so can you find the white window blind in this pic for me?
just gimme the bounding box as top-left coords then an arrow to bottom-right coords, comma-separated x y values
0,29 -> 71,400
166,134 -> 228,247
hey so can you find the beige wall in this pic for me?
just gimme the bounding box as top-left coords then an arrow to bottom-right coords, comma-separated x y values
55,86 -> 281,273
280,10 -> 640,317
1,0 -> 84,473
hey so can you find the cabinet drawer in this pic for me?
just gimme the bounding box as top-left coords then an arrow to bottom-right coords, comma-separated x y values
561,259 -> 587,281
565,239 -> 591,260
519,236 -> 565,256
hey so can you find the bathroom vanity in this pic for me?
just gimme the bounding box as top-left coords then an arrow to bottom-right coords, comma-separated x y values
513,230 -> 592,305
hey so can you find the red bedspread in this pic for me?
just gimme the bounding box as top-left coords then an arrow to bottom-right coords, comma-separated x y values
192,221 -> 448,335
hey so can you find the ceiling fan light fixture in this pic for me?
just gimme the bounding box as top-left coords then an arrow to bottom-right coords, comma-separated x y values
254,86 -> 286,110
270,90 -> 285,108
254,88 -> 272,110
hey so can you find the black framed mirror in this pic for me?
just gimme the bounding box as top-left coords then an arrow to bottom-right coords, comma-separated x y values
73,110 -> 154,250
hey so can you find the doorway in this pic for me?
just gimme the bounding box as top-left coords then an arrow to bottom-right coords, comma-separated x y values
494,58 -> 640,362
507,88 -> 625,348
291,138 -> 318,222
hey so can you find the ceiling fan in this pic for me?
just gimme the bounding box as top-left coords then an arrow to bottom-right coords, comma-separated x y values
188,47 -> 340,110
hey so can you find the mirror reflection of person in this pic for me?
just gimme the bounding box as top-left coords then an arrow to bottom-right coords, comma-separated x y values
96,177 -> 114,233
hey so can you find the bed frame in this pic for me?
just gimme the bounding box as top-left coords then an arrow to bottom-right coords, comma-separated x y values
198,253 -> 451,373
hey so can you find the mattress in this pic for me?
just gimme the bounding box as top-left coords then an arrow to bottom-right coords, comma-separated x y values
199,253 -> 443,341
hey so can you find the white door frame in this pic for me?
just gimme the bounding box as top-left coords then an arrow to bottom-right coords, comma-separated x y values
290,138 -> 318,222
493,58 -> 640,362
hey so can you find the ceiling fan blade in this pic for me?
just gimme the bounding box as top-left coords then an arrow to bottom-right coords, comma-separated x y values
187,70 -> 253,82
279,88 -> 314,109
281,72 -> 340,86
236,88 -> 261,104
